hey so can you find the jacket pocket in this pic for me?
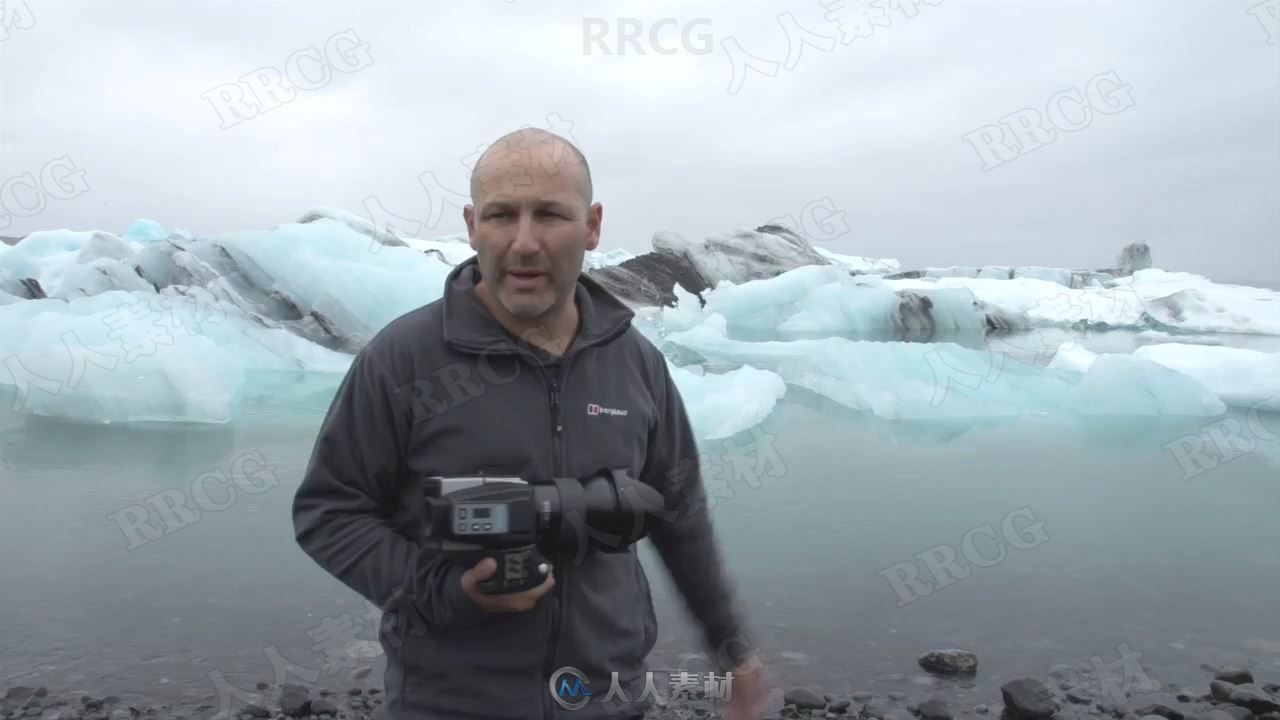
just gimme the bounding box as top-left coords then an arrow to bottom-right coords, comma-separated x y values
394,602 -> 547,719
557,547 -> 651,688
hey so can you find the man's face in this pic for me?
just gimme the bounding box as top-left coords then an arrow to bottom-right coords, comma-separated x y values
464,143 -> 601,323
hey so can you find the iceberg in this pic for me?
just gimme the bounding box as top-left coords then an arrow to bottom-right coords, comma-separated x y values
661,266 -> 1020,343
0,290 -> 352,424
665,315 -> 1226,420
888,270 -> 1280,336
669,362 -> 787,440
1132,344 -> 1280,411
2,210 -> 1273,429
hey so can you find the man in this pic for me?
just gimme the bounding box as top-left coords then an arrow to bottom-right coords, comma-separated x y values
292,128 -> 769,719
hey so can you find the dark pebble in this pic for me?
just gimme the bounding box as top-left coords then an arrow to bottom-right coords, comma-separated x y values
1066,693 -> 1092,705
242,705 -> 270,718
785,687 -> 826,710
1215,671 -> 1254,687
1130,703 -> 1183,720
310,699 -> 338,717
890,692 -> 907,702
974,706 -> 990,715
853,693 -> 876,702
829,699 -> 851,713
920,699 -> 952,720
346,690 -> 362,697
1002,679 -> 1058,720
919,650 -> 979,676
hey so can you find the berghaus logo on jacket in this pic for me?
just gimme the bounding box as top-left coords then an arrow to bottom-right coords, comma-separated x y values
586,403 -> 628,417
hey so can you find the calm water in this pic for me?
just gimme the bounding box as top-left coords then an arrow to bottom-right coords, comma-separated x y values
1,349 -> 1278,710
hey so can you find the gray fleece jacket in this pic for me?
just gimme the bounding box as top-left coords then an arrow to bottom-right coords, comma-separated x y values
292,256 -> 756,720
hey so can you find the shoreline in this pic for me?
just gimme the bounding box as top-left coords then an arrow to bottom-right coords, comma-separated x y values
5,654 -> 1276,720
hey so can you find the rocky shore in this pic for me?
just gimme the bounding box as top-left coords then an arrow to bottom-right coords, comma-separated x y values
4,651 -> 1277,720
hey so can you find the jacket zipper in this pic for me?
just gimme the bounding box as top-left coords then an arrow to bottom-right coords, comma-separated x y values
542,362 -> 567,720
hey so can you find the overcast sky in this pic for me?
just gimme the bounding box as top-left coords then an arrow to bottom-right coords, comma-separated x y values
1,0 -> 1277,286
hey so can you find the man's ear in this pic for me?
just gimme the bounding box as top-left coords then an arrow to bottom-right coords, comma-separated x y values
464,205 -> 477,250
585,202 -> 603,252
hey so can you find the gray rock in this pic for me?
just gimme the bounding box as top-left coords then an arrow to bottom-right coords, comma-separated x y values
1229,687 -> 1279,715
787,688 -> 827,710
890,693 -> 907,702
885,713 -> 911,720
919,650 -> 979,675
865,702 -> 893,719
1002,679 -> 1058,720
1130,704 -> 1183,720
920,699 -> 952,720
1066,693 -> 1092,705
349,667 -> 372,681
975,706 -> 990,715
830,700 -> 853,714
242,705 -> 270,718
1215,671 -> 1254,687
278,689 -> 310,719
1097,702 -> 1120,716
1258,714 -> 1280,720
1265,686 -> 1280,696
1221,707 -> 1254,720
1214,684 -> 1240,703
310,700 -> 338,717
1124,714 -> 1142,720
1188,711 -> 1241,720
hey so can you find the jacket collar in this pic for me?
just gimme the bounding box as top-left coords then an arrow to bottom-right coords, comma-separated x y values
440,255 -> 635,360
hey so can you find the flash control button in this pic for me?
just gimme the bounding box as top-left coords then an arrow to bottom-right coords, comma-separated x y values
456,523 -> 466,533
471,523 -> 480,531
483,523 -> 491,531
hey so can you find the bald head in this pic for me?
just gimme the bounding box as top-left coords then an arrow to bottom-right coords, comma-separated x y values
469,127 -> 593,208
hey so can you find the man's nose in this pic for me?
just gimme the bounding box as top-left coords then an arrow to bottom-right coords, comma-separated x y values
510,212 -> 540,254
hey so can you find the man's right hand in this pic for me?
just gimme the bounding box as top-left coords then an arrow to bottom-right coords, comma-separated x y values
460,557 -> 556,612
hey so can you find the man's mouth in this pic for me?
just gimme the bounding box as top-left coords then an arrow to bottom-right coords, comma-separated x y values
506,268 -> 547,288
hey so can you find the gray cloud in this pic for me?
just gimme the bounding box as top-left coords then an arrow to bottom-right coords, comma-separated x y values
1,0 -> 1276,286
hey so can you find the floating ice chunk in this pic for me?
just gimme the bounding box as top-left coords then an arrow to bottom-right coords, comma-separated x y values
813,246 -> 900,275
123,219 -> 170,243
665,315 -> 1224,420
1075,355 -> 1227,416
669,361 -> 787,440
1047,345 -> 1099,373
0,290 -> 353,424
1133,344 -> 1280,410
663,265 -> 1003,341
1135,331 -> 1225,346
888,271 -> 1280,336
585,248 -> 636,269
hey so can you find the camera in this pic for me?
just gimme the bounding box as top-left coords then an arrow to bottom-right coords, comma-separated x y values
420,467 -> 670,594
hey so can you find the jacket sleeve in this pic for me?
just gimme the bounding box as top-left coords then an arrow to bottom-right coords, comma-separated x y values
292,344 -> 491,633
641,351 -> 761,673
